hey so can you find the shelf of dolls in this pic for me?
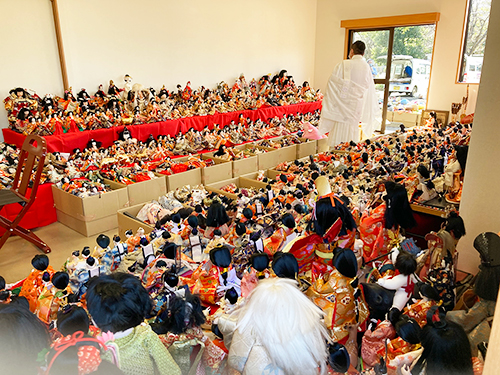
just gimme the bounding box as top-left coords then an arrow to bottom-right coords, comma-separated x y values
205,146 -> 259,178
205,177 -> 265,201
2,101 -> 322,154
0,183 -> 57,235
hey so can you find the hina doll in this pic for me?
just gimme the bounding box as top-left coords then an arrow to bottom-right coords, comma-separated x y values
93,234 -> 114,274
204,200 -> 231,238
377,250 -> 418,323
187,245 -> 241,305
285,176 -> 357,276
19,254 -> 56,312
306,247 -> 369,342
240,252 -> 271,298
34,271 -> 72,325
403,283 -> 440,327
359,181 -> 416,263
110,235 -> 128,271
152,292 -> 227,375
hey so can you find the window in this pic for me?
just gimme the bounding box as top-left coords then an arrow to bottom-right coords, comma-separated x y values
458,0 -> 492,83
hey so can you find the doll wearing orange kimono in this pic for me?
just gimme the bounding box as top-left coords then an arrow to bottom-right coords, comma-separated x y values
35,271 -> 72,325
19,255 -> 56,312
306,248 -> 369,342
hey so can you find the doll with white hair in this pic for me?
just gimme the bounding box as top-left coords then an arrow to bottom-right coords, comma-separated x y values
228,277 -> 329,375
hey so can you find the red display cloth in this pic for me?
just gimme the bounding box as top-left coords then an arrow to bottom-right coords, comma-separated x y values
0,183 -> 57,234
2,101 -> 322,153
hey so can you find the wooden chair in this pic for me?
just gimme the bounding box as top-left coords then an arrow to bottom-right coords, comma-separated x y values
0,135 -> 51,253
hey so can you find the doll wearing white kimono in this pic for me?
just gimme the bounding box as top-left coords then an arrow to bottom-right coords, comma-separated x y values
377,249 -> 418,311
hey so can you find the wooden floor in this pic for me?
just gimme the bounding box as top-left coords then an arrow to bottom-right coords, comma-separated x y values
0,222 -> 117,284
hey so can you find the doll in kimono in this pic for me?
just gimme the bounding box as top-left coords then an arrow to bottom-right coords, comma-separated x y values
35,271 -> 72,325
20,254 -> 56,312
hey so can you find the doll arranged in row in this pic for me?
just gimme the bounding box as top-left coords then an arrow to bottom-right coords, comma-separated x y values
4,70 -> 322,135
2,170 -> 492,375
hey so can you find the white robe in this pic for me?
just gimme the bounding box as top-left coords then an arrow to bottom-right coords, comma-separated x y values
319,55 -> 381,146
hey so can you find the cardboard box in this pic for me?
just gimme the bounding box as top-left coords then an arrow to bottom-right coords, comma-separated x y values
296,138 -> 317,159
52,180 -> 129,237
317,137 -> 329,153
386,110 -> 394,122
201,154 -> 233,185
52,180 -> 128,222
205,146 -> 258,178
56,210 -> 119,237
253,146 -> 281,170
393,111 -> 418,127
117,203 -> 155,240
206,177 -> 266,201
167,168 -> 202,192
125,176 -> 167,206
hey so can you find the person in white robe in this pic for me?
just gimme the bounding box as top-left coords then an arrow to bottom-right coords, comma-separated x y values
319,41 -> 381,146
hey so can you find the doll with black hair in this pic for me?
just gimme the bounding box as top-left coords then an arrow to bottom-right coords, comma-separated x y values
151,292 -> 227,375
149,265 -> 188,317
35,271 -> 72,325
376,250 -> 418,325
306,247 -> 369,342
444,145 -> 468,204
420,211 -> 466,310
72,256 -> 103,298
414,164 -> 437,203
286,176 -> 358,277
359,181 -> 416,263
403,282 -> 440,328
110,235 -> 128,271
402,307 -> 473,375
241,252 -> 271,298
86,272 -> 181,375
20,254 -> 56,312
204,200 -> 231,238
263,212 -> 298,256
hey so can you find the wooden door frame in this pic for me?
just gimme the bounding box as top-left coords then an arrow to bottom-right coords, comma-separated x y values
342,13 -> 440,134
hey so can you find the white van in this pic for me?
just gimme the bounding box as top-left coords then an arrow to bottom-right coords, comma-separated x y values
388,56 -> 431,97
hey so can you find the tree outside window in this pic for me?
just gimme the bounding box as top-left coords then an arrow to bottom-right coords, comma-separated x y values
458,0 -> 492,83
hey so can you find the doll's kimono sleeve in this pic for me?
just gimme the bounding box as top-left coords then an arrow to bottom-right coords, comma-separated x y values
228,328 -> 254,373
146,327 -> 181,375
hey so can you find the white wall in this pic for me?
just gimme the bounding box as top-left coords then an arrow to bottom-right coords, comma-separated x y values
456,0 -> 499,275
0,0 -> 318,135
0,0 -> 63,133
314,0 -> 478,115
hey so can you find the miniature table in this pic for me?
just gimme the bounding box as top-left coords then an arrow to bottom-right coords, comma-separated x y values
2,101 -> 322,153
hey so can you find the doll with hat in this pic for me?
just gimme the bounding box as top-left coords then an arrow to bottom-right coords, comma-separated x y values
94,234 -> 113,274
285,175 -> 357,278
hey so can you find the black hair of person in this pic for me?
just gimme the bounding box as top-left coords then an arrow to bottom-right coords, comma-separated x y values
31,254 -> 49,271
86,272 -> 153,333
251,253 -> 270,273
0,304 -> 51,375
383,181 -> 416,230
314,195 -> 356,237
444,212 -> 466,240
206,201 -> 230,227
52,271 -> 70,290
327,343 -> 350,373
395,315 -> 421,345
412,307 -> 473,375
272,252 -> 299,279
209,246 -> 232,268
332,248 -> 357,279
395,250 -> 417,275
162,242 -> 177,259
56,305 -> 90,336
281,213 -> 296,230
151,292 -> 205,335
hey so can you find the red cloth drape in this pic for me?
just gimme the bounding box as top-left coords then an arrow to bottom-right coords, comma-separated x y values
2,101 -> 322,153
0,183 -> 57,234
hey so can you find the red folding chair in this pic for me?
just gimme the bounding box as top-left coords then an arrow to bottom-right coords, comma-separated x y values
0,134 -> 51,253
